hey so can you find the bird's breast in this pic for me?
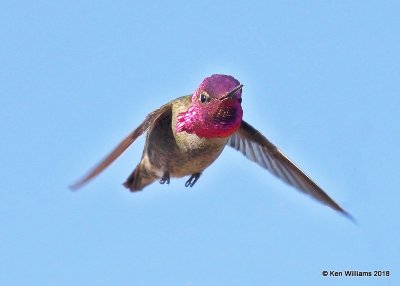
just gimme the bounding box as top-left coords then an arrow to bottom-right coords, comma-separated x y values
142,96 -> 228,177
171,96 -> 228,152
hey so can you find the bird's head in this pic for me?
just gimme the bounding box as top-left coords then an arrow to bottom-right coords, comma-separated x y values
176,74 -> 243,138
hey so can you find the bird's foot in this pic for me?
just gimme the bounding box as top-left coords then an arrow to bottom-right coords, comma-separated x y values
185,173 -> 201,188
159,172 -> 170,185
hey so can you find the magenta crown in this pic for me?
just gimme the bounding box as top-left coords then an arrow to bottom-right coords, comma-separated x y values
192,74 -> 242,102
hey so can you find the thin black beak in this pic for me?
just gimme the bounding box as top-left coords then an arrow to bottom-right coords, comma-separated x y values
219,84 -> 243,101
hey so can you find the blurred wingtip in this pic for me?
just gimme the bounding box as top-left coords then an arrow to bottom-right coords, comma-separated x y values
337,208 -> 357,224
344,212 -> 358,225
68,180 -> 85,192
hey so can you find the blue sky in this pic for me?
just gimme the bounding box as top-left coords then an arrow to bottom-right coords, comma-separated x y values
1,1 -> 399,285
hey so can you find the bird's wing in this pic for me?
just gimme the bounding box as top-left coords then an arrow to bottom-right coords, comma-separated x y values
70,102 -> 172,190
227,120 -> 352,219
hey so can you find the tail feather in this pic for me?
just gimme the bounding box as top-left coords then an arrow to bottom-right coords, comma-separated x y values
123,164 -> 157,191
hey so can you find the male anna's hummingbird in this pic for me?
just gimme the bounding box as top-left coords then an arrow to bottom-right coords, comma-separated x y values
71,74 -> 351,219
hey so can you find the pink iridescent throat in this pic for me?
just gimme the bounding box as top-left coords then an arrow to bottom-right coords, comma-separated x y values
176,102 -> 243,138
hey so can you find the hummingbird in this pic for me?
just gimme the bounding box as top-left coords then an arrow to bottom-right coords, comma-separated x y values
71,74 -> 352,219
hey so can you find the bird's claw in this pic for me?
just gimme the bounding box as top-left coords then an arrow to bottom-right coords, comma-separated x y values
185,173 -> 201,188
159,172 -> 170,184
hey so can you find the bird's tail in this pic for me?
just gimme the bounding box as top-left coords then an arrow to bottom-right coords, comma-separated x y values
123,163 -> 157,191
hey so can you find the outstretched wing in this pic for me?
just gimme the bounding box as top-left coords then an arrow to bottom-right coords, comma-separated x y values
227,120 -> 352,219
70,102 -> 172,190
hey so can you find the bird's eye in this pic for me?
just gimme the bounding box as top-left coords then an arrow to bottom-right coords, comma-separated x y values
199,92 -> 210,104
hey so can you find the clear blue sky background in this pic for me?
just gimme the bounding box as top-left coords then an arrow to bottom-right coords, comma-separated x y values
1,1 -> 399,285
